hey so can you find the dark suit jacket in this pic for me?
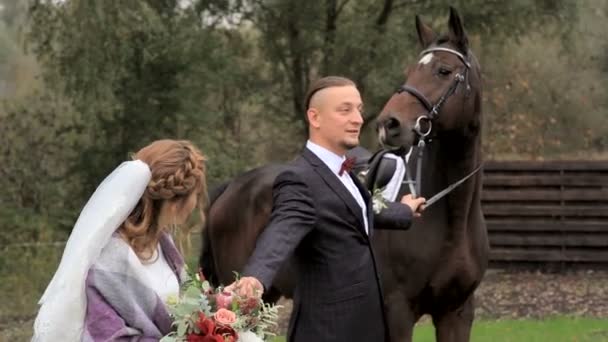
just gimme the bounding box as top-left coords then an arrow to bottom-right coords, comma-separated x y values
243,148 -> 413,342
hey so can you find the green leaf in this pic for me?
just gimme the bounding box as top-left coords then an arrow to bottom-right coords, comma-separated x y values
175,304 -> 194,317
185,285 -> 201,299
160,335 -> 177,342
177,320 -> 188,336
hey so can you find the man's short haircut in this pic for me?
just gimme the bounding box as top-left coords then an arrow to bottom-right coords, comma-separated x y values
304,76 -> 356,111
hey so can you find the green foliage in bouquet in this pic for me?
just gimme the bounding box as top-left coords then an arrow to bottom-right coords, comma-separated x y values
161,268 -> 280,342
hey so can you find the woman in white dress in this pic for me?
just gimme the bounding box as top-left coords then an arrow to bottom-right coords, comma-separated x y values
33,139 -> 207,341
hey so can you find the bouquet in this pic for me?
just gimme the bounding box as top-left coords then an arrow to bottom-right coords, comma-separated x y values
161,269 -> 280,342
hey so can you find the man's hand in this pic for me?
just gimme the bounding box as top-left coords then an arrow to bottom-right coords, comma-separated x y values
400,194 -> 426,217
225,276 -> 264,299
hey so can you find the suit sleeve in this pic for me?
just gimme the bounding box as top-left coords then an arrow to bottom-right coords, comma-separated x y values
373,201 -> 414,230
242,169 -> 316,290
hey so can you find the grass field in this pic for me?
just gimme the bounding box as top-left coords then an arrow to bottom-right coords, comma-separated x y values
4,317 -> 607,342
268,317 -> 608,342
412,317 -> 608,342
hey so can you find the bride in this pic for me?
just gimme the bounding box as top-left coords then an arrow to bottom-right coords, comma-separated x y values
32,139 -> 207,341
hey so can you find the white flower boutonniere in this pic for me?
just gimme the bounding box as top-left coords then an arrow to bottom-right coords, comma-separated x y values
371,187 -> 388,214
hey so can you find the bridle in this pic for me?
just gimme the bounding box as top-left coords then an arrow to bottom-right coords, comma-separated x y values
397,46 -> 471,140
391,46 -> 480,200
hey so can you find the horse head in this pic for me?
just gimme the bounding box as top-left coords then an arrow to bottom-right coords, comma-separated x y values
377,7 -> 482,151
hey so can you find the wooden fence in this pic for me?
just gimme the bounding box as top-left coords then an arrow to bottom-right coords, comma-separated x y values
482,160 -> 608,269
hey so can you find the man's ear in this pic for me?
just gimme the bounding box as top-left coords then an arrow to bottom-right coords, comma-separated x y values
307,108 -> 321,129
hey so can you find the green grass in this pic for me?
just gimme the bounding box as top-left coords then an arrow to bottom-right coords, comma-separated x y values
413,317 -> 608,342
269,318 -> 608,342
0,244 -> 64,321
0,244 -> 64,342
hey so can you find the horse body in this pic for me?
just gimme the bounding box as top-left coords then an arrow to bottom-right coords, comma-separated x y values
374,7 -> 488,341
375,139 -> 487,342
201,164 -> 295,303
201,7 -> 488,342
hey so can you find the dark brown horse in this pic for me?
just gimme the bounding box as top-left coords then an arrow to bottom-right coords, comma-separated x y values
373,7 -> 488,342
200,7 -> 487,342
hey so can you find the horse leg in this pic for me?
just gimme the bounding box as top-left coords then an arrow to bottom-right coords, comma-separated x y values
385,290 -> 416,342
432,295 -> 474,342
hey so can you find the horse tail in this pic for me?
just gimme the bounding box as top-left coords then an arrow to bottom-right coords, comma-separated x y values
199,181 -> 230,287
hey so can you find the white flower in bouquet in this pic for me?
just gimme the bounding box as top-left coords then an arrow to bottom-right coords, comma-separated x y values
237,330 -> 264,342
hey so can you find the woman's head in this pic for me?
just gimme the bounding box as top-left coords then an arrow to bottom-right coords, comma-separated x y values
120,139 -> 207,260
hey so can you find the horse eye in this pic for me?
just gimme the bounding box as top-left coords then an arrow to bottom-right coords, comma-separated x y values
438,67 -> 452,76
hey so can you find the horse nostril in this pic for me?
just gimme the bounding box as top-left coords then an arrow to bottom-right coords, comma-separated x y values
385,117 -> 401,137
386,117 -> 400,130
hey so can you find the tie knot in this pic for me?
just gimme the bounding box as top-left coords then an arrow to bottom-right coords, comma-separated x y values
339,157 -> 356,176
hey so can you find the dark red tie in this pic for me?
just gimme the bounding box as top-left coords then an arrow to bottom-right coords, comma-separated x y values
339,157 -> 356,176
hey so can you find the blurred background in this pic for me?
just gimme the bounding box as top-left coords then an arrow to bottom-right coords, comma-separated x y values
1,0 -> 607,341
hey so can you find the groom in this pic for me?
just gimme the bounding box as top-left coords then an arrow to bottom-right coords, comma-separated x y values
227,76 -> 425,342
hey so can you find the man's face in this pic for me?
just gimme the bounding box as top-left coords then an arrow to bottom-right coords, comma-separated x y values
308,85 -> 364,155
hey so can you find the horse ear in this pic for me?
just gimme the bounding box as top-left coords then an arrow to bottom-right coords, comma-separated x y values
448,6 -> 469,52
416,15 -> 436,48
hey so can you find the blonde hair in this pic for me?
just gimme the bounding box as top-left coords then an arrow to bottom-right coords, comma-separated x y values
119,139 -> 207,260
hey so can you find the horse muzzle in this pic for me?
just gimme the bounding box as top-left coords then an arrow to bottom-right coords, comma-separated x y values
377,115 -> 416,149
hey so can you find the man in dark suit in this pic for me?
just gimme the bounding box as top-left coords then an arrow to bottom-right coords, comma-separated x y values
227,76 -> 425,342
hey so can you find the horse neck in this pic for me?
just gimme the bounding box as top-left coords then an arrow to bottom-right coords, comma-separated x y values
422,57 -> 483,190
421,123 -> 483,240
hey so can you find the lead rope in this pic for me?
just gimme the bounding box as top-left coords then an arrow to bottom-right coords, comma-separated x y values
414,139 -> 426,198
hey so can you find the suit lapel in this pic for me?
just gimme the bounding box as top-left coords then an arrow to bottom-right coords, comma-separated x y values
350,171 -> 371,202
302,149 -> 367,236
350,171 -> 375,236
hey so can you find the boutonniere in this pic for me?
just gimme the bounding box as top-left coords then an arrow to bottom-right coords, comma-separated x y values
371,187 -> 388,214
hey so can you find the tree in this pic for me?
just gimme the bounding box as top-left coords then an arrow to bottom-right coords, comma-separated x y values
201,0 -> 578,148
25,0 -> 263,192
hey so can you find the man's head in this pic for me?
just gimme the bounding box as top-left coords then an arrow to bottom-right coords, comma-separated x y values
305,76 -> 364,156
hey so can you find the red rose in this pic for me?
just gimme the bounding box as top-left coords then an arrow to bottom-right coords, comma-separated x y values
215,324 -> 238,341
196,312 -> 216,336
202,335 -> 225,342
187,333 -> 205,342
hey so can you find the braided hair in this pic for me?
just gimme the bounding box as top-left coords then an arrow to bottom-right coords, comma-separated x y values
119,139 -> 207,261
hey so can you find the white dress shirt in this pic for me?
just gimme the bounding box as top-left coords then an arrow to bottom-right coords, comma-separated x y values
306,140 -> 369,234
